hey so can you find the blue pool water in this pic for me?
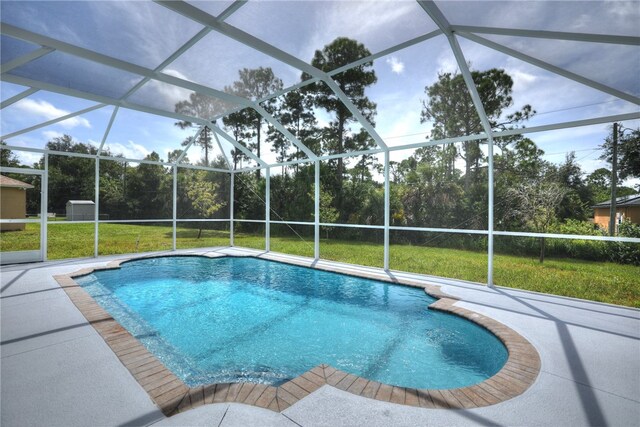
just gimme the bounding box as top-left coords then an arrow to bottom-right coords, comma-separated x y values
77,256 -> 507,389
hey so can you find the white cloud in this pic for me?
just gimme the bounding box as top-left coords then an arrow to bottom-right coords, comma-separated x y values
147,69 -> 193,106
510,69 -> 538,92
101,141 -> 151,159
41,130 -> 64,140
386,57 -> 405,75
14,99 -> 91,129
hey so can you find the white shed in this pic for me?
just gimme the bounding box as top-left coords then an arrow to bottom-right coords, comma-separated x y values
66,200 -> 95,221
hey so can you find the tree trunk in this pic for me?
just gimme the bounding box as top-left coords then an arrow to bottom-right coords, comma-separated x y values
336,116 -> 345,215
539,236 -> 545,263
197,227 -> 202,239
462,141 -> 473,193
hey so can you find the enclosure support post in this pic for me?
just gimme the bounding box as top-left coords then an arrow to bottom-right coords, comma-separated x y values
42,153 -> 48,262
94,158 -> 99,258
314,160 -> 320,260
487,138 -> 495,287
172,165 -> 177,251
230,172 -> 234,247
265,167 -> 270,252
383,150 -> 390,271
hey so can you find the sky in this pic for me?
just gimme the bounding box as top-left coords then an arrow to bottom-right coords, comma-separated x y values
0,0 -> 638,185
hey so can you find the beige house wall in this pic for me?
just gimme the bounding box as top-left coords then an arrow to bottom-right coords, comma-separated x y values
593,206 -> 640,231
0,187 -> 27,231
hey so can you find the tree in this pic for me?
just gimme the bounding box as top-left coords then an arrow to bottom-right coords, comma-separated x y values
222,109 -> 252,170
1,142 -> 21,167
34,136 -> 97,214
185,170 -> 225,238
127,152 -> 172,219
309,184 -> 338,238
421,68 -> 534,192
555,152 -> 592,221
587,168 -> 636,203
303,37 -> 377,208
267,90 -> 318,174
601,126 -> 640,182
225,67 -> 283,177
175,92 -> 229,166
507,182 -> 567,263
167,149 -> 188,164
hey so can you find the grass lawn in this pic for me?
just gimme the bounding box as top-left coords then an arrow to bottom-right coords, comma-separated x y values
1,223 -> 638,307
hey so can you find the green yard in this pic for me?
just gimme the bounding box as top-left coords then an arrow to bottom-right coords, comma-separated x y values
1,223 -> 638,307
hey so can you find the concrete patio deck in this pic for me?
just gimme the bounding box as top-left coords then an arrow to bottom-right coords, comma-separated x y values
1,247 -> 639,426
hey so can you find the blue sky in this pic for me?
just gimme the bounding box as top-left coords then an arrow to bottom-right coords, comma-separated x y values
0,0 -> 638,184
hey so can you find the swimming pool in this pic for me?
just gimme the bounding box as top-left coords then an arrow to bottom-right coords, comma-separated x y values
76,256 -> 508,390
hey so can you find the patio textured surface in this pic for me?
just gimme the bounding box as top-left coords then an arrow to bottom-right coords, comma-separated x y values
1,247 -> 639,426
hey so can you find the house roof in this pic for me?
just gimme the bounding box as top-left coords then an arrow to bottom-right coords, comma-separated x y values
0,175 -> 34,189
66,200 -> 95,205
593,195 -> 640,208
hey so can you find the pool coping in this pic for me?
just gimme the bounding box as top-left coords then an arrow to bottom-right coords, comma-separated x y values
53,253 -> 541,416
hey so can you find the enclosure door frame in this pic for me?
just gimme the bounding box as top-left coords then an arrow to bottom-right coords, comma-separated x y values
0,166 -> 47,265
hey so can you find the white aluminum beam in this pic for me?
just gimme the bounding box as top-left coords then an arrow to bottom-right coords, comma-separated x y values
94,158 -> 100,257
118,0 -> 245,103
211,127 -> 232,170
216,0 -> 248,21
212,30 -> 442,118
388,133 -> 488,152
329,30 -> 443,76
177,163 -> 231,173
155,1 -> 321,76
389,225 -> 488,235
0,47 -> 54,74
487,131 -> 495,285
383,150 -> 390,270
176,218 -> 230,222
1,143 -> 232,174
314,160 -> 320,260
323,78 -> 389,150
265,166 -> 270,251
419,0 -> 497,287
211,124 -> 267,167
0,87 -> 38,109
1,74 -> 210,128
271,220 -> 313,226
97,106 -> 119,155
492,112 -> 640,138
173,165 -> 177,250
1,23 -> 248,108
459,32 -> 640,105
119,27 -> 213,101
175,126 -> 204,164
154,0 -> 389,151
177,126 -> 203,162
230,172 -> 235,246
451,25 -> 640,46
191,108 -> 640,173
2,21 -> 318,164
42,154 -> 48,261
1,103 -> 107,140
99,219 -> 173,223
253,104 -> 317,160
493,230 -> 640,244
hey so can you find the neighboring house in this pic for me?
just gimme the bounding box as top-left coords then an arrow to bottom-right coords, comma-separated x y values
593,195 -> 640,231
66,200 -> 95,221
0,175 -> 34,232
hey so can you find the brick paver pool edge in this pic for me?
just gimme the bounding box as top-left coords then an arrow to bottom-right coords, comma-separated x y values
54,253 -> 540,416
